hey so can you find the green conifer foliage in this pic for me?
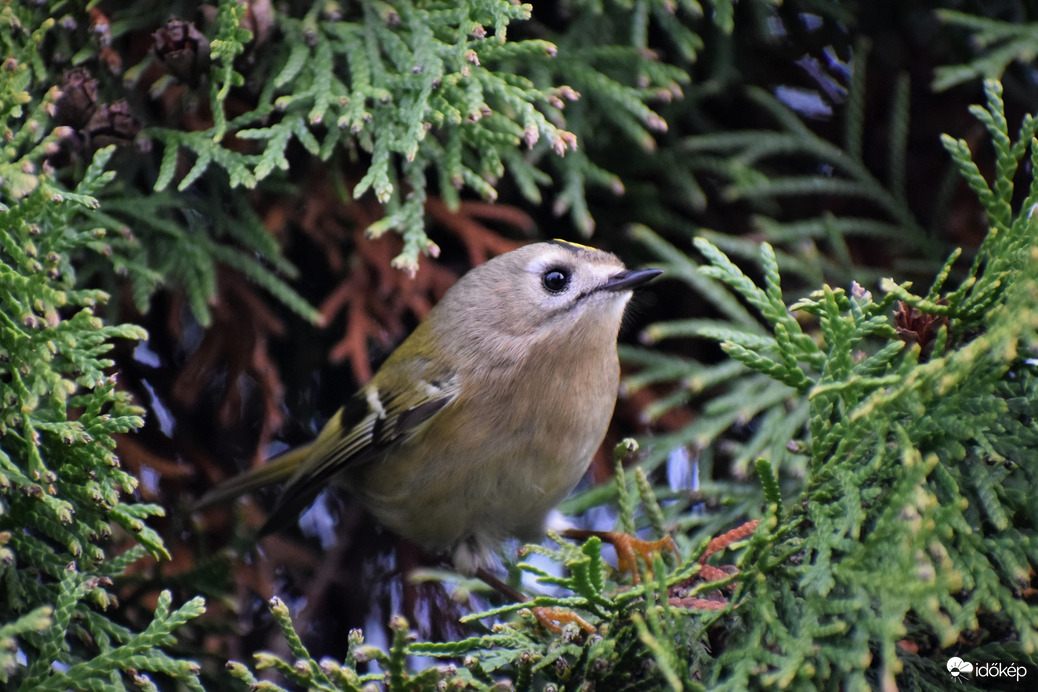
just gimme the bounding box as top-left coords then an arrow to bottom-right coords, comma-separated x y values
631,79 -> 1038,689
0,10 -> 204,691
145,0 -> 691,273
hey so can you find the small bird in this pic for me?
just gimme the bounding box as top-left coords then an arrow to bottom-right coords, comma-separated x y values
196,240 -> 661,573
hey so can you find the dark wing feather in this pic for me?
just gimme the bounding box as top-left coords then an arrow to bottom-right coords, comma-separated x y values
260,375 -> 457,535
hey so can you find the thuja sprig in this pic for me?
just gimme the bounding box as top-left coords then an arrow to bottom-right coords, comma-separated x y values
149,0 -> 576,273
1,10 -> 206,686
626,75 -> 1038,688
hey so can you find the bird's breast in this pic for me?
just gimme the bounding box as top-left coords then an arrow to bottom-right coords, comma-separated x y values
349,344 -> 620,551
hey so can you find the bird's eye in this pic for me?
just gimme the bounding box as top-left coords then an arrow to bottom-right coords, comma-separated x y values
542,268 -> 570,293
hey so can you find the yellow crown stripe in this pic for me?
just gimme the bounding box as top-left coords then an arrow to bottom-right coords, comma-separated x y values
548,239 -> 597,253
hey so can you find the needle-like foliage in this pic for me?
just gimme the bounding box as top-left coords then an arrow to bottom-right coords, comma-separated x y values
144,0 -> 691,273
0,14 -> 204,689
629,78 -> 1038,689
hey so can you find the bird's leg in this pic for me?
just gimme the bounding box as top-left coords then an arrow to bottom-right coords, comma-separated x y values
474,566 -> 525,603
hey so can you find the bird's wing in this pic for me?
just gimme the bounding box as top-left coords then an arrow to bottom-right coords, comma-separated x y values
260,370 -> 459,535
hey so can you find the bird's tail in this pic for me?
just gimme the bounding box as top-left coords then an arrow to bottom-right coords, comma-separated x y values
193,444 -> 313,511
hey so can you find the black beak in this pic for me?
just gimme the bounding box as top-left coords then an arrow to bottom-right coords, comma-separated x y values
601,267 -> 663,292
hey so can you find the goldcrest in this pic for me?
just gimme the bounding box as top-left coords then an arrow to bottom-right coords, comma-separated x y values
196,240 -> 661,573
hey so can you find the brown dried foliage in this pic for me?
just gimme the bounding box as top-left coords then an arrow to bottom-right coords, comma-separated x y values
170,267 -> 288,463
668,520 -> 760,611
